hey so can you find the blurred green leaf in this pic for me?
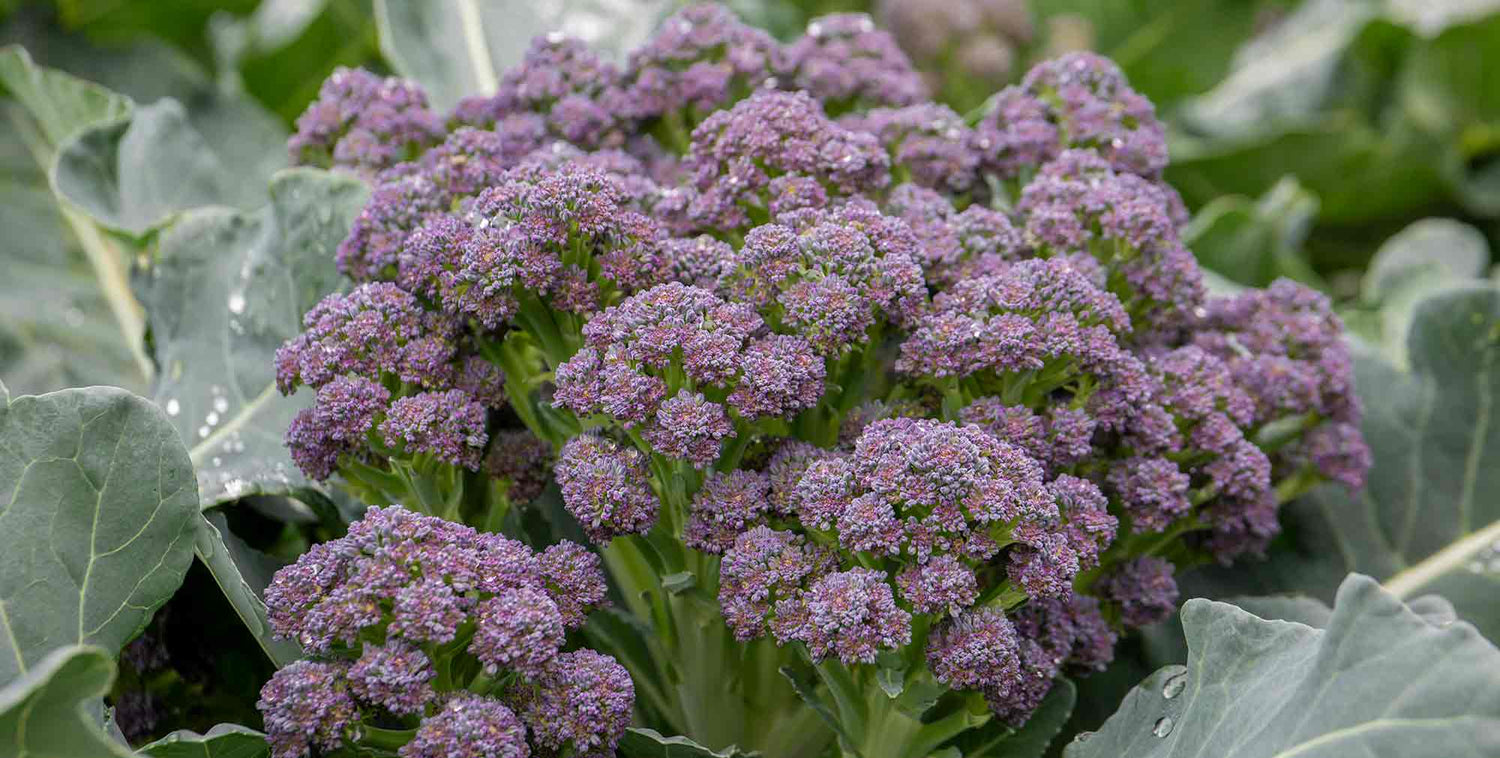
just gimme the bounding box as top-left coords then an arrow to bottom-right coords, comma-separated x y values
0,645 -> 132,758
1352,217 -> 1492,362
618,727 -> 759,758
952,679 -> 1075,758
1183,176 -> 1323,288
0,383 -> 198,685
1065,575 -> 1500,757
194,511 -> 302,667
144,167 -> 367,507
138,722 -> 270,758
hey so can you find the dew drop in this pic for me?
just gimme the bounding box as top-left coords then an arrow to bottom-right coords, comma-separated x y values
206,412 -> 220,426
1162,671 -> 1188,700
1073,731 -> 1094,744
212,457 -> 222,467
198,425 -> 211,438
214,396 -> 230,414
165,399 -> 181,416
227,292 -> 247,314
1152,716 -> 1174,738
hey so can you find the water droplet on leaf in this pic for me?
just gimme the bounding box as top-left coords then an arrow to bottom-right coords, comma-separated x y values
1152,716 -> 1174,738
1162,671 -> 1187,699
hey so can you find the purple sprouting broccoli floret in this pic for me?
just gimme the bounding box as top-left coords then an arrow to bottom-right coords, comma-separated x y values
348,640 -> 435,716
275,283 -> 456,394
514,649 -> 635,757
718,526 -> 837,641
470,585 -> 566,676
380,390 -> 490,470
554,283 -> 826,464
926,606 -> 1021,692
840,104 -> 978,192
538,542 -> 609,628
554,433 -> 662,543
258,660 -> 358,758
836,398 -> 929,447
1096,556 -> 1180,628
1191,280 -> 1367,467
335,172 -> 453,282
683,90 -> 890,230
450,34 -> 627,149
884,184 -> 1026,288
663,234 -> 736,288
766,440 -> 842,515
258,507 -> 625,756
619,3 -> 784,127
1107,456 -> 1192,534
896,554 -> 979,615
784,13 -> 929,114
285,376 -> 391,481
726,202 -> 927,355
1016,149 -> 1204,335
289,67 -> 444,175
686,469 -> 773,553
485,430 -> 555,505
400,694 -> 529,758
777,567 -> 914,664
972,52 -> 1167,181
896,257 -> 1133,400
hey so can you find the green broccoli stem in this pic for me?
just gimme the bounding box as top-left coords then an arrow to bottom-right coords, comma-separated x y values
358,726 -> 415,751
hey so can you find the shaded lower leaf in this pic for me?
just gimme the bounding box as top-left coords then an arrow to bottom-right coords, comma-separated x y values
617,727 -> 758,758
0,645 -> 132,758
1065,575 -> 1500,757
138,723 -> 270,758
194,512 -> 302,667
144,167 -> 368,507
0,383 -> 199,685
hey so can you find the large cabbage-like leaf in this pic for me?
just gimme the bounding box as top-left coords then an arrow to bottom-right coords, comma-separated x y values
1186,284 -> 1500,640
138,723 -> 270,758
144,167 -> 367,507
1065,574 -> 1500,757
0,382 -> 198,685
1180,177 -> 1322,289
0,645 -> 132,758
373,0 -> 668,111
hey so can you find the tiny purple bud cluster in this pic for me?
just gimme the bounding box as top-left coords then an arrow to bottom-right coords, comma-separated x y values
290,67 -> 444,175
257,507 -> 627,758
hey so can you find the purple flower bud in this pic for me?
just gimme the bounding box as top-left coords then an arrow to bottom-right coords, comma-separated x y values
841,104 -> 977,191
389,578 -> 466,644
786,14 -> 929,113
485,430 -> 555,505
380,390 -> 490,470
1301,421 -> 1371,491
555,433 -> 661,543
290,67 -> 443,175
538,542 -> 608,628
276,283 -> 454,393
621,3 -> 783,124
926,606 -> 1020,691
1011,592 -> 1116,674
685,90 -> 890,230
766,441 -> 841,516
793,456 -> 856,530
1108,456 -> 1192,533
285,376 -> 391,480
258,660 -> 357,758
470,586 -> 565,675
718,526 -> 835,641
896,554 -> 979,615
400,694 -> 529,758
686,470 -> 772,553
643,391 -> 734,468
781,567 -> 912,664
516,650 -> 634,757
1096,556 -> 1179,628
664,235 -> 735,289
728,334 -> 827,419
348,640 -> 435,716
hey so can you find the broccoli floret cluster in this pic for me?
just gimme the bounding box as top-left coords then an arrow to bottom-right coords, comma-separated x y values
258,507 -> 625,758
279,3 -> 1372,740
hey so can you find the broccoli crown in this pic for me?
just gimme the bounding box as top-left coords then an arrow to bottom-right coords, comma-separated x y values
276,3 -> 1370,734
